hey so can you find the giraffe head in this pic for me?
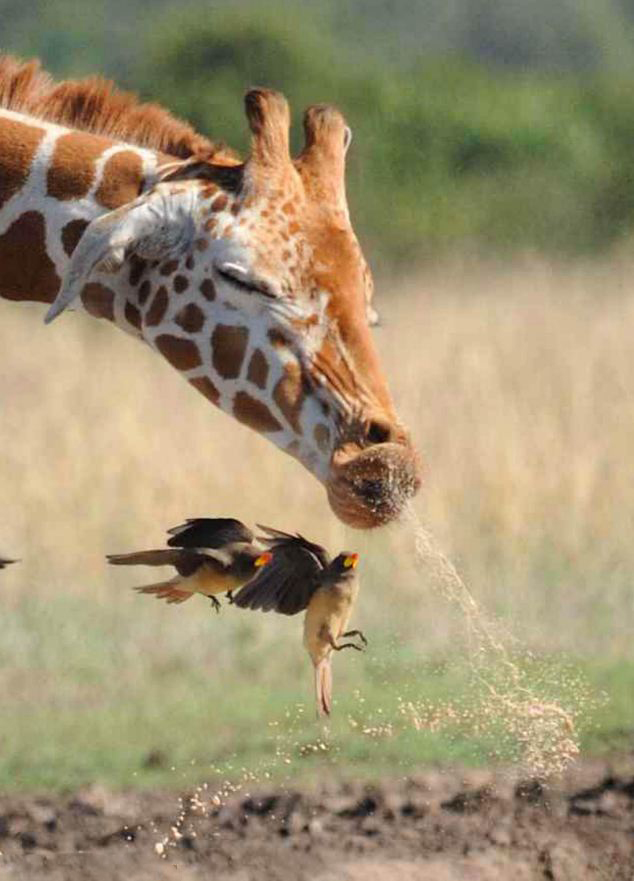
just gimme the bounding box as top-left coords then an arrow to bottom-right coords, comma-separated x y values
46,89 -> 421,528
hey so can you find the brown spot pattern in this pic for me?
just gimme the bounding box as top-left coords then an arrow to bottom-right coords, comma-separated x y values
0,212 -> 60,302
211,193 -> 228,212
211,324 -> 249,379
174,274 -> 189,293
80,282 -> 115,321
233,392 -> 282,434
200,278 -> 216,301
145,285 -> 168,326
273,362 -> 307,433
174,302 -> 205,334
314,423 -> 331,453
155,335 -> 202,371
0,117 -> 45,209
268,328 -> 290,348
128,255 -> 146,287
247,348 -> 269,389
137,279 -> 151,305
189,375 -> 220,405
61,218 -> 89,257
95,150 -> 143,209
160,259 -> 179,276
47,132 -> 111,200
125,300 -> 142,329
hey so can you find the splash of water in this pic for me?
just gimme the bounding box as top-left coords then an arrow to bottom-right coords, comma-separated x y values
152,486 -> 592,857
401,501 -> 583,777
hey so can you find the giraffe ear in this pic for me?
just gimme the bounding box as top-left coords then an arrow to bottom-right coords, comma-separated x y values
44,184 -> 200,324
296,105 -> 350,211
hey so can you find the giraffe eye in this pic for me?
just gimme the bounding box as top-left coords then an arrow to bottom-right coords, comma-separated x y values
215,263 -> 275,299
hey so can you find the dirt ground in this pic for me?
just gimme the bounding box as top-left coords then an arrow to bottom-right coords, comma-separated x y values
1,756 -> 633,881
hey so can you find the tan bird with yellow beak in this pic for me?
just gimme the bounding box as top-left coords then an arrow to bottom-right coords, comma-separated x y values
107,518 -> 271,609
234,527 -> 366,716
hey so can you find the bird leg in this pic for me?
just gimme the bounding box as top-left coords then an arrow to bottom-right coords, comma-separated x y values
209,595 -> 221,613
328,634 -> 364,652
343,629 -> 368,646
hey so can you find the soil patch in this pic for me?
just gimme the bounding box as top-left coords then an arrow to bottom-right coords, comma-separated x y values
1,756 -> 633,880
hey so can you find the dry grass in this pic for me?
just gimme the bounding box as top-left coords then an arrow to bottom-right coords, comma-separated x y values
1,257 -> 634,787
1,257 -> 633,659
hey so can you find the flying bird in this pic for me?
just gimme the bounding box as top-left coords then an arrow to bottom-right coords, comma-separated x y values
234,527 -> 366,716
107,518 -> 272,609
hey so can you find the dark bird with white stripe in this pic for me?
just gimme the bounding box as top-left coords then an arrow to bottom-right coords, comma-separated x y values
234,526 -> 366,715
107,518 -> 271,609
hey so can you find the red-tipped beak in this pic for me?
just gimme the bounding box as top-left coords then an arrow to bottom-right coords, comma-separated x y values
254,551 -> 273,567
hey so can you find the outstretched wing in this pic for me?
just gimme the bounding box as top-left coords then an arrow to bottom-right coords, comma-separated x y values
233,528 -> 330,616
257,525 -> 331,569
166,518 -> 253,549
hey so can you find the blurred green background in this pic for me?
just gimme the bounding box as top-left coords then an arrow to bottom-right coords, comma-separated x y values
2,1 -> 634,791
4,0 -> 634,264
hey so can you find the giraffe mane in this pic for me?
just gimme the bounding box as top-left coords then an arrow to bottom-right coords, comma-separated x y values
0,55 -> 239,164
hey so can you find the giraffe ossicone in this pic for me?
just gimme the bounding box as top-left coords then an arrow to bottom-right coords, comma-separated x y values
0,57 -> 421,528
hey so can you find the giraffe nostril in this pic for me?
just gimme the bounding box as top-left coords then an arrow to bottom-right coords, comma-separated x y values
365,420 -> 391,445
357,478 -> 385,504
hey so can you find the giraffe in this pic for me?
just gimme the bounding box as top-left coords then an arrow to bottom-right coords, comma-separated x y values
0,56 -> 421,528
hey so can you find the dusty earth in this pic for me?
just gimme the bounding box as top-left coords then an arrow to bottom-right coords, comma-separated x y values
1,756 -> 633,881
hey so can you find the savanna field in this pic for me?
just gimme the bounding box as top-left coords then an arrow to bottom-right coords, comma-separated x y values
1,257 -> 633,796
4,2 -> 634,875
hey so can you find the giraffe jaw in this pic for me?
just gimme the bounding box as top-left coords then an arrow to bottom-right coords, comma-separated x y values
326,441 -> 422,529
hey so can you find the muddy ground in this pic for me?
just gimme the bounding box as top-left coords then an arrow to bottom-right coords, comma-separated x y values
1,756 -> 633,880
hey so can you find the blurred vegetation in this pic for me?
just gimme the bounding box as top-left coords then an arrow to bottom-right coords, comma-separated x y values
4,0 -> 634,260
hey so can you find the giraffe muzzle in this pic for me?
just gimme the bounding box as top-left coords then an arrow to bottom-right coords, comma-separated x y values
327,441 -> 422,529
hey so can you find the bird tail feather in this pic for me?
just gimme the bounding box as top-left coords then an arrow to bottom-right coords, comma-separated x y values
107,550 -> 176,566
133,578 -> 193,604
314,658 -> 332,717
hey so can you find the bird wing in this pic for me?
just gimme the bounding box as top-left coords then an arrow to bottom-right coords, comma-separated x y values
256,525 -> 331,569
233,531 -> 329,616
166,518 -> 253,549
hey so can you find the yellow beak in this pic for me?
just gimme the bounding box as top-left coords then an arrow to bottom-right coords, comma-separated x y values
254,551 -> 273,568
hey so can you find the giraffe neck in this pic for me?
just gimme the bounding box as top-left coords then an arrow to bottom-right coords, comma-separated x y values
0,107 -> 161,305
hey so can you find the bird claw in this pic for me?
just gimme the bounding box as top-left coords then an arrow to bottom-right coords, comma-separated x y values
333,641 -> 364,652
343,629 -> 368,648
226,590 -> 235,605
209,596 -> 221,613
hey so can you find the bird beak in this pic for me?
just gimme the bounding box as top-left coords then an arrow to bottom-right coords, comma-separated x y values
254,551 -> 273,568
343,553 -> 359,569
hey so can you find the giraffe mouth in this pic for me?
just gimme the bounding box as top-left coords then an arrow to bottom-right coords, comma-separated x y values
327,441 -> 422,529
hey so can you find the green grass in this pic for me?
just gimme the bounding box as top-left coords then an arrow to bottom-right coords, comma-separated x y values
2,266 -> 634,792
1,593 -> 632,792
